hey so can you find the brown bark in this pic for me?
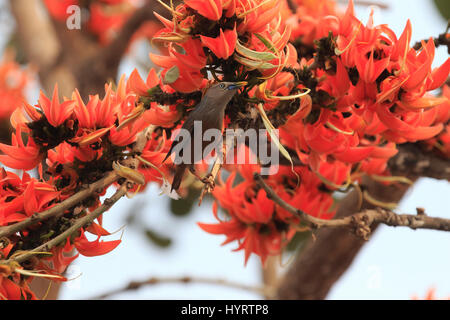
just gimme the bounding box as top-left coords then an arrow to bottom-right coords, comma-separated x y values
9,0 -> 159,98
9,0 -> 77,97
74,3 -> 157,97
389,143 -> 450,181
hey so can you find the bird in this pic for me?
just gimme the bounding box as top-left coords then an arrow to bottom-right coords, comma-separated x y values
164,81 -> 247,192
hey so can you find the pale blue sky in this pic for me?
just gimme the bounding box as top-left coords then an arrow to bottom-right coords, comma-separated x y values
0,0 -> 449,300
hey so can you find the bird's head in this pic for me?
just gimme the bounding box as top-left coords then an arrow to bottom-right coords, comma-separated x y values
207,81 -> 247,97
200,81 -> 248,112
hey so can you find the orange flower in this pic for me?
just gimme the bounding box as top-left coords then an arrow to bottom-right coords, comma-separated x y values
0,127 -> 41,170
127,68 -> 159,96
200,27 -> 238,59
38,85 -> 75,127
74,231 -> 121,257
185,0 -> 223,21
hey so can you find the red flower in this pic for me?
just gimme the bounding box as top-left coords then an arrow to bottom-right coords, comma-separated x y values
0,276 -> 36,300
185,0 -> 223,21
0,57 -> 29,120
50,239 -> 79,274
39,85 -> 75,127
74,231 -> 121,257
0,126 -> 41,170
150,39 -> 206,93
127,68 -> 159,96
200,26 -> 237,59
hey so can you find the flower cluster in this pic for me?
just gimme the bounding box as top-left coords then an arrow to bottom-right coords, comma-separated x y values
0,0 -> 449,298
0,73 -> 186,299
150,0 -> 292,92
146,0 -> 449,262
199,161 -> 335,264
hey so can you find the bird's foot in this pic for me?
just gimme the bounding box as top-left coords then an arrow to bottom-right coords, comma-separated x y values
201,173 -> 215,192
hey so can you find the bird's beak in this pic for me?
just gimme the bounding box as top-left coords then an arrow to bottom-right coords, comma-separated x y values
228,81 -> 247,90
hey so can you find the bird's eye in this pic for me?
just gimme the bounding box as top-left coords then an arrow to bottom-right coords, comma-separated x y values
219,83 -> 226,89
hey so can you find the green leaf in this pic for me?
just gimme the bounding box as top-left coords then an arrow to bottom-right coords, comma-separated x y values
144,228 -> 172,248
236,40 -> 277,61
163,65 -> 180,84
235,56 -> 278,70
254,33 -> 277,53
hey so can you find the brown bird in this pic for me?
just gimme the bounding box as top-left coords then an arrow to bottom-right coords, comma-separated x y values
164,81 -> 247,192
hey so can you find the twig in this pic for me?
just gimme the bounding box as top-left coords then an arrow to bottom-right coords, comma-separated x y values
198,136 -> 234,205
0,172 -> 120,239
0,125 -> 154,240
413,22 -> 450,53
254,173 -> 450,238
3,184 -> 130,265
91,276 -> 268,300
276,175 -> 412,300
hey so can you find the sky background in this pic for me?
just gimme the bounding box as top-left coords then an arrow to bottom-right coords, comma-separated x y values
1,0 -> 449,300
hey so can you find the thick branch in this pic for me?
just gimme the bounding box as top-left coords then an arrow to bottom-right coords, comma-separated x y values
75,2 -> 158,97
9,0 -> 77,96
389,143 -> 450,180
8,0 -> 60,69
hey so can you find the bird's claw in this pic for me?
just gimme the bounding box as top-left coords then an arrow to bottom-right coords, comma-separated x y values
201,173 -> 215,192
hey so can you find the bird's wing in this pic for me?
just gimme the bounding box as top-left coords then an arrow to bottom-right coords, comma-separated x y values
163,98 -> 207,162
163,130 -> 192,163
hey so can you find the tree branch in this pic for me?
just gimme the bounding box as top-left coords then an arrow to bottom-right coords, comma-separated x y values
389,143 -> 450,181
275,174 -> 414,299
91,275 -> 267,300
266,141 -> 449,299
0,125 -> 154,240
6,183 -> 129,265
9,0 -> 77,97
75,1 -> 159,97
0,172 -> 120,239
0,126 -> 154,265
413,22 -> 450,54
255,174 -> 450,235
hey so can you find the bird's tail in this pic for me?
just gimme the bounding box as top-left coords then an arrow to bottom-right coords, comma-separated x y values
171,164 -> 186,192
